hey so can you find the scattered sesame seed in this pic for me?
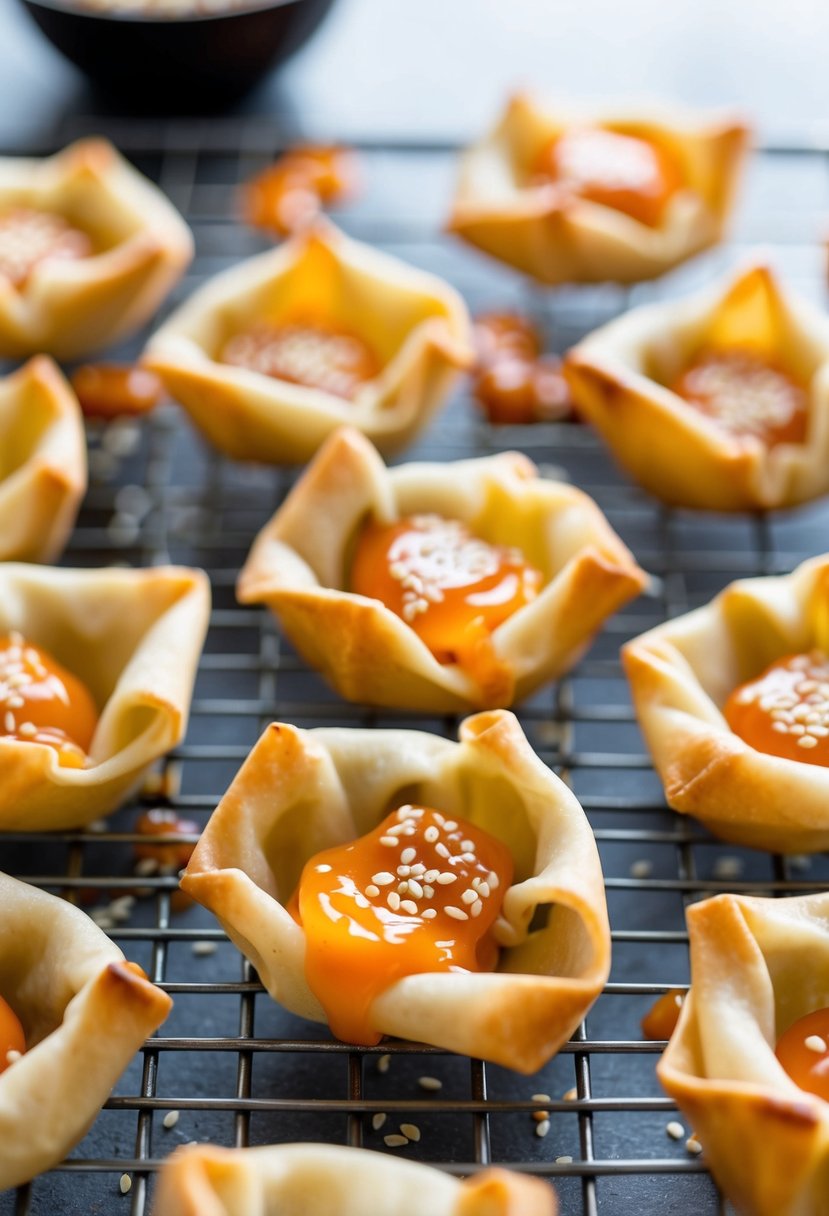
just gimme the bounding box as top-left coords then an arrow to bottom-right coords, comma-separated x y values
805,1035 -> 826,1053
461,889 -> 478,905
461,839 -> 475,852
400,900 -> 418,915
372,872 -> 395,886
555,1155 -> 574,1165
365,885 -> 380,898
18,721 -> 36,737
445,906 -> 468,921
119,1175 -> 132,1195
408,880 -> 424,899
387,892 -> 401,911
685,1137 -> 703,1156
134,857 -> 159,877
470,900 -> 483,918
192,941 -> 217,957
532,1093 -> 552,1103
563,1088 -> 577,1101
380,836 -> 398,847
443,820 -> 458,832
435,843 -> 451,859
535,1119 -> 550,1138
713,856 -> 743,880
3,711 -> 14,732
630,859 -> 653,879
5,1050 -> 21,1065
424,826 -> 439,843
422,909 -> 437,919
377,1054 -> 391,1074
436,872 -> 457,885
798,735 -> 819,749
478,882 -> 491,898
400,1122 -> 421,1142
666,1121 -> 685,1140
162,1110 -> 180,1129
487,871 -> 500,890
384,1134 -> 409,1148
372,1113 -> 387,1131
418,1075 -> 442,1091
400,847 -> 416,865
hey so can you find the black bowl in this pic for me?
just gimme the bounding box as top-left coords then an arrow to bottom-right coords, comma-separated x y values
20,0 -> 336,109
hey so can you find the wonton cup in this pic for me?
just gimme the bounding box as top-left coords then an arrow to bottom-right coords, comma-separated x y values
565,264 -> 829,511
660,892 -> 829,1216
181,710 -> 610,1074
154,1143 -> 557,1216
237,426 -> 646,712
448,93 -> 749,285
0,872 -> 172,1190
0,356 -> 86,563
144,223 -> 474,464
623,553 -> 829,852
0,138 -> 193,360
0,563 -> 210,831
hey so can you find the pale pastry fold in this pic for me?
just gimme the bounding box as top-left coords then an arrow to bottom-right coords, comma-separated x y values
0,138 -> 193,359
180,710 -> 611,1074
143,223 -> 473,464
448,94 -> 749,285
0,872 -> 172,1189
0,563 -> 210,831
622,553 -> 829,852
154,1143 -> 557,1216
659,892 -> 829,1216
0,356 -> 86,562
565,263 -> 829,510
237,426 -> 646,711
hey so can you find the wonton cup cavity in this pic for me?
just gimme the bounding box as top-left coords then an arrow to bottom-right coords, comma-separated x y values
0,138 -> 193,360
0,563 -> 210,830
660,892 -> 829,1216
237,426 -> 646,712
144,223 -> 474,464
0,356 -> 86,563
0,872 -> 171,1189
181,710 -> 610,1074
448,94 -> 749,285
565,264 -> 829,511
154,1143 -> 557,1216
623,553 -> 829,852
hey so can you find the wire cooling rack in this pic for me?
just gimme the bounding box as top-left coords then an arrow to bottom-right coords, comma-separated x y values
2,120 -> 829,1216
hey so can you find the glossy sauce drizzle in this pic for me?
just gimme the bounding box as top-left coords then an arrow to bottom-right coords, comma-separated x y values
0,208 -> 91,287
534,127 -> 682,227
723,651 -> 829,767
288,804 -> 513,1045
0,632 -> 98,768
673,350 -> 808,446
221,321 -> 379,400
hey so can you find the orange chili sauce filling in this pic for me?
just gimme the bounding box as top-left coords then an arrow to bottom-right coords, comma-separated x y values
723,652 -> 829,767
672,350 -> 808,446
0,632 -> 98,768
641,988 -> 684,1041
776,1008 -> 829,1102
0,207 -> 91,287
350,515 -> 542,679
534,127 -> 683,227
288,804 -> 513,1045
0,995 -> 25,1074
220,320 -> 379,400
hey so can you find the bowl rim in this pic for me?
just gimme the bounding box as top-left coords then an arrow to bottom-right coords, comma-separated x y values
21,0 -> 314,27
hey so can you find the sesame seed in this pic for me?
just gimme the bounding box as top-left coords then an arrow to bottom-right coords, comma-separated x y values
532,1092 -> 552,1103
563,1088 -> 578,1101
134,857 -> 159,877
401,847 -> 416,865
535,1119 -> 550,1138
461,839 -> 475,852
532,1110 -> 549,1123
380,836 -> 398,847
798,735 -> 819,749
487,871 -> 500,890
6,696 -> 22,709
443,820 -> 458,832
397,865 -> 411,878
400,1123 -> 421,1142
119,1175 -> 132,1195
418,1076 -> 442,1091
445,906 -> 468,921
384,1134 -> 409,1148
377,1054 -> 391,1073
192,942 -> 217,957
408,880 -> 424,899
713,856 -> 743,880
478,882 -> 491,898
630,859 -> 652,879
365,885 -> 380,898
410,863 -> 426,876
423,885 -> 435,898
435,843 -> 451,859
422,909 -> 437,919
470,900 -> 483,918
372,872 -> 395,885
3,711 -> 13,732
388,892 -> 401,911
461,889 -> 478,905
316,864 -> 332,873
400,900 -> 418,915
397,882 -> 410,895
162,1110 -> 180,1129
555,1155 -> 574,1164
18,722 -> 36,737
805,1034 -> 826,1053
372,1113 -> 387,1131
424,869 -> 439,882
666,1121 -> 685,1140
686,1137 -> 703,1156
5,1049 -> 21,1065
424,827 -> 439,843
436,872 -> 457,885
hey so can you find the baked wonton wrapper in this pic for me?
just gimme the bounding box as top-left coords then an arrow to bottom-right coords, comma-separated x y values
237,426 -> 646,711
565,264 -> 829,511
0,138 -> 193,360
143,223 -> 473,464
181,709 -> 611,1074
0,563 -> 210,831
154,1143 -> 557,1216
0,872 -> 172,1189
622,553 -> 829,852
0,356 -> 86,562
659,892 -> 829,1216
448,93 -> 749,285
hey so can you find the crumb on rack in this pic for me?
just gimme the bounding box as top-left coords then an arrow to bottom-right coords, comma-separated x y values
400,1122 -> 421,1142
371,1113 -> 387,1131
383,1134 -> 409,1148
162,1110 -> 180,1129
418,1075 -> 442,1091
119,1174 -> 132,1195
535,1119 -> 551,1138
666,1120 -> 685,1140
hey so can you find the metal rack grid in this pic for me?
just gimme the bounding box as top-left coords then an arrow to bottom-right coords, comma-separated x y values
2,121 -> 829,1216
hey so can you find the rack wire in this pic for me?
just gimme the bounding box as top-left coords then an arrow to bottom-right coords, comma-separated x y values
2,120 -> 829,1216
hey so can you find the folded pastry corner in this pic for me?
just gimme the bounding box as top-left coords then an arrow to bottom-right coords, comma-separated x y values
659,891 -> 829,1216
565,262 -> 829,510
181,709 -> 610,1074
237,426 -> 646,711
144,222 -> 474,464
0,562 -> 210,830
0,872 -> 172,1190
0,355 -> 86,562
153,1142 -> 557,1216
449,93 -> 749,285
623,552 -> 829,851
0,137 -> 193,360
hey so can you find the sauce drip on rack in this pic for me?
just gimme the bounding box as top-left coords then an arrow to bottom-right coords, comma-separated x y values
723,651 -> 829,766
0,632 -> 98,768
